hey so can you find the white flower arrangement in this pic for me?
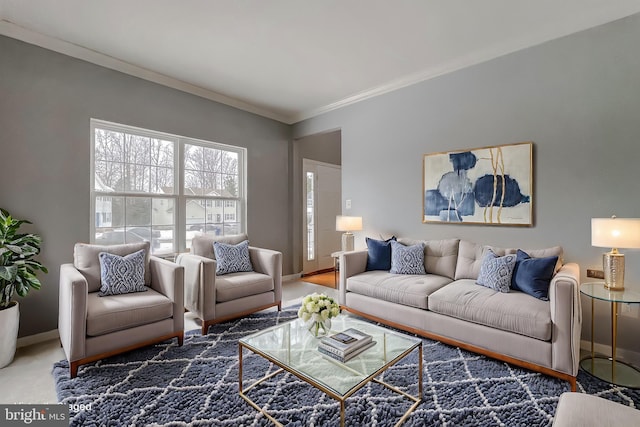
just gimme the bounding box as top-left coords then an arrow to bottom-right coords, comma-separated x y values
297,293 -> 340,323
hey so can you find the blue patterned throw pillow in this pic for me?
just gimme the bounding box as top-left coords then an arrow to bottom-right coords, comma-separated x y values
476,250 -> 516,293
213,240 -> 253,275
98,249 -> 147,296
390,240 -> 426,275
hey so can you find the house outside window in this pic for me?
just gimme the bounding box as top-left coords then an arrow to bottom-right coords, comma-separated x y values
91,119 -> 246,254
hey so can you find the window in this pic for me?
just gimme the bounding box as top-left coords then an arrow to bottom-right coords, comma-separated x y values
91,119 -> 246,254
306,171 -> 315,261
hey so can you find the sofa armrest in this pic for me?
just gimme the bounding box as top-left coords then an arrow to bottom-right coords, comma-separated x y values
549,262 -> 581,376
249,247 -> 283,303
149,256 -> 184,332
339,250 -> 368,305
58,263 -> 89,362
176,253 -> 217,321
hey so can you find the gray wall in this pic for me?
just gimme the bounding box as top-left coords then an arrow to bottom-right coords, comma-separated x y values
294,14 -> 640,362
0,36 -> 292,337
291,130 -> 342,273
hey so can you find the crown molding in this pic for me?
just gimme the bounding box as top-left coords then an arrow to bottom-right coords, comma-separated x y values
0,16 -> 494,126
290,51 -> 505,124
0,20 -> 291,124
5,7 -> 639,126
290,10 -> 640,123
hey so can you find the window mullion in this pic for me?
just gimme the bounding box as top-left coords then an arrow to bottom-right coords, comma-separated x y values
177,139 -> 185,252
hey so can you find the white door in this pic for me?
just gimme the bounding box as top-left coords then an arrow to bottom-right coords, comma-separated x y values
302,159 -> 341,274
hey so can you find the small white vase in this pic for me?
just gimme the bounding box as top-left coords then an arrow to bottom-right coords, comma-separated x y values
306,318 -> 331,338
0,301 -> 19,368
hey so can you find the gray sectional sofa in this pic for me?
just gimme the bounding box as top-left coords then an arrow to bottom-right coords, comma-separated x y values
339,238 -> 581,390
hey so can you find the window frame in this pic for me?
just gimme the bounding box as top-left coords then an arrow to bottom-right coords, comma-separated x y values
90,119 -> 247,255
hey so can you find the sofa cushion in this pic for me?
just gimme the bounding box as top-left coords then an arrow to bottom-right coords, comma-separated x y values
455,241 -> 507,280
516,246 -> 564,273
190,233 -> 248,259
476,250 -> 516,293
86,287 -> 173,336
213,240 -> 253,275
74,241 -> 151,293
428,279 -> 552,341
215,272 -> 274,302
346,271 -> 452,310
390,241 -> 426,275
553,392 -> 640,427
511,250 -> 558,301
455,240 -> 564,280
398,238 -> 459,279
98,249 -> 147,296
365,236 -> 396,271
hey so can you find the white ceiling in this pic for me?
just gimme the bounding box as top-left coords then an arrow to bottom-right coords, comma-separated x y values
2,1 -> 640,124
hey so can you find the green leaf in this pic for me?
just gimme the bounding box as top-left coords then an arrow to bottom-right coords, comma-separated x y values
0,265 -> 18,281
5,244 -> 22,254
0,208 -> 47,301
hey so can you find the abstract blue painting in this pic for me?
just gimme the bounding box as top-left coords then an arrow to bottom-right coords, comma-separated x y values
423,142 -> 532,225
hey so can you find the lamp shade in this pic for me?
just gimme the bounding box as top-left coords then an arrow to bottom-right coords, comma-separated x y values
336,216 -> 362,232
592,217 -> 640,249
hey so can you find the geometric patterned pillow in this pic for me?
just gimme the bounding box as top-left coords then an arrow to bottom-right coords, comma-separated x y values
98,249 -> 147,296
390,240 -> 426,275
213,240 -> 253,275
476,250 -> 516,293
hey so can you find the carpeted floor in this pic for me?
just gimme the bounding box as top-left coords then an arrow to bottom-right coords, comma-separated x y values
53,308 -> 640,426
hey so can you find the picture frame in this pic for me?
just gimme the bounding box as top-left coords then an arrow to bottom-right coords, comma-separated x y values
423,141 -> 533,226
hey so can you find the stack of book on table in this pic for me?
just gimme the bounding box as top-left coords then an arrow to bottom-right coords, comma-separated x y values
317,328 -> 375,362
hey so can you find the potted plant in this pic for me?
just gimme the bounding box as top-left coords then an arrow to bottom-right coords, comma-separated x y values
0,208 -> 48,368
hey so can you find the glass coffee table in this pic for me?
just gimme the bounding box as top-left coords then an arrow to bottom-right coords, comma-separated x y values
239,315 -> 423,426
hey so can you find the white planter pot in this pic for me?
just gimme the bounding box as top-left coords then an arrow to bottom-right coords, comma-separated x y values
0,301 -> 19,368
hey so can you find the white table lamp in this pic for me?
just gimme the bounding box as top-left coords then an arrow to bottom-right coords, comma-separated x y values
336,216 -> 362,252
592,216 -> 640,290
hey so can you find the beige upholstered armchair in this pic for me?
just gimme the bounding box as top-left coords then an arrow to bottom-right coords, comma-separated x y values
176,233 -> 282,335
58,241 -> 184,378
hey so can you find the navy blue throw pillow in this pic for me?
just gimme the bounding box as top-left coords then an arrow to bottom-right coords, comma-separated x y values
365,236 -> 396,271
511,249 -> 558,300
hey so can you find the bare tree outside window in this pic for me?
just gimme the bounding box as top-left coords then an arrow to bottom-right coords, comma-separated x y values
92,120 -> 245,254
183,144 -> 241,242
94,129 -> 174,194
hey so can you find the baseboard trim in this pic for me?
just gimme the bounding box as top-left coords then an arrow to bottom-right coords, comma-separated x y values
17,329 -> 59,348
301,268 -> 334,277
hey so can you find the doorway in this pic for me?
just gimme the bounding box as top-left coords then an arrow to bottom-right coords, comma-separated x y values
302,159 -> 341,275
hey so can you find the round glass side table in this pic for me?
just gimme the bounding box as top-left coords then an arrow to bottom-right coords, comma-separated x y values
580,282 -> 640,388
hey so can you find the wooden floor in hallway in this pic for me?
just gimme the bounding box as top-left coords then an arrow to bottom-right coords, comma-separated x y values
301,271 -> 336,289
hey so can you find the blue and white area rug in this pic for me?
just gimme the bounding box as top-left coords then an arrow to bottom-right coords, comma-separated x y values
53,308 -> 640,426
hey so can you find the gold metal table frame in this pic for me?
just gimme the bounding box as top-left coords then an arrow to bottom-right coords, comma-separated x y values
238,319 -> 423,427
579,282 -> 640,388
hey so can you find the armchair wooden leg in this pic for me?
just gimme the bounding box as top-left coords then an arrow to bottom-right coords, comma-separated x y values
177,332 -> 184,346
277,301 -> 282,311
202,321 -> 210,336
70,361 -> 79,379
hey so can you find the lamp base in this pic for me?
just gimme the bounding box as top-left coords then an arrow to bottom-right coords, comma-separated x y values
603,251 -> 625,290
341,232 -> 354,252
